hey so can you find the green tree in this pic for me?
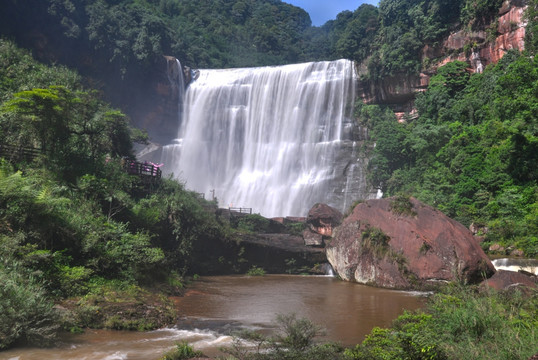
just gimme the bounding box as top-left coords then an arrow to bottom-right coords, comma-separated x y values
334,5 -> 379,63
1,86 -> 135,181
525,0 -> 538,55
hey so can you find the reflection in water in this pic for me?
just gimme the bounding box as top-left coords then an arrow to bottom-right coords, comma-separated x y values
176,275 -> 426,346
1,275 -> 426,360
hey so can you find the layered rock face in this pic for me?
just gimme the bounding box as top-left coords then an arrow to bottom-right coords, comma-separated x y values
135,56 -> 186,146
440,0 -> 527,72
357,0 -> 527,111
326,197 -> 495,289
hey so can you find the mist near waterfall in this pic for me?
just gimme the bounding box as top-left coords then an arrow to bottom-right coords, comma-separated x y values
162,60 -> 361,217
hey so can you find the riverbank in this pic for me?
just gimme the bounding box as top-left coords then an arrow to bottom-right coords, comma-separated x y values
0,275 -> 426,359
57,283 -> 179,332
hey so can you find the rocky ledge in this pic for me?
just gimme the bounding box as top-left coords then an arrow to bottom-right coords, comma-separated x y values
326,196 -> 495,289
480,269 -> 537,292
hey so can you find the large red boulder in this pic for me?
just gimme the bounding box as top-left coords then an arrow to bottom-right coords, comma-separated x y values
326,197 -> 495,289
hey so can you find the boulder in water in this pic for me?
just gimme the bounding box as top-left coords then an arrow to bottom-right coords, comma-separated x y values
480,269 -> 537,292
326,197 -> 495,289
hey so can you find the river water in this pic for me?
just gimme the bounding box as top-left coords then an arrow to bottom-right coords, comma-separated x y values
1,275 -> 426,360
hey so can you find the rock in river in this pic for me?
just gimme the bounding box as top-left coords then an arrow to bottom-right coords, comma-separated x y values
326,196 -> 495,289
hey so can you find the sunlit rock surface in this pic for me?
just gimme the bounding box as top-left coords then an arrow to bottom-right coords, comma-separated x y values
326,197 -> 495,289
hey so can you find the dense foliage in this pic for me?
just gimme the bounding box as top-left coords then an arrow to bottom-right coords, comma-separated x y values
345,286 -> 537,360
0,0 -> 312,73
1,0 -> 506,73
0,0 -> 510,146
0,39 -> 229,348
363,52 -> 538,257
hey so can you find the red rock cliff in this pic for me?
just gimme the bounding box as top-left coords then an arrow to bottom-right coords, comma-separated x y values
357,0 -> 527,112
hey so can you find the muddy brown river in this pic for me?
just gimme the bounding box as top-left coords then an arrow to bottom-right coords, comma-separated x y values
1,275 -> 426,360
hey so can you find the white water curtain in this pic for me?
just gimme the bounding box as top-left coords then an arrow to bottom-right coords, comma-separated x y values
162,60 -> 356,217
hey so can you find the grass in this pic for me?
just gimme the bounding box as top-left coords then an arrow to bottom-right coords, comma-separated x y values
361,226 -> 391,256
160,342 -> 203,360
246,265 -> 266,276
389,194 -> 417,217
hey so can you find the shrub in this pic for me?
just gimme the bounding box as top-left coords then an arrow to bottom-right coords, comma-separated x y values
0,261 -> 60,349
390,195 -> 417,217
348,286 -> 538,360
246,265 -> 266,276
160,342 -> 203,360
361,226 -> 391,257
236,214 -> 271,233
284,221 -> 306,236
221,313 -> 345,360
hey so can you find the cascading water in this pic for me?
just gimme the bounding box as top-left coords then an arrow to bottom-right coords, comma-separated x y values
162,59 -> 370,217
167,58 -> 187,116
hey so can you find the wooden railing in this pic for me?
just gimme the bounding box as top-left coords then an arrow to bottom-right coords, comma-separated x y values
228,207 -> 252,214
123,160 -> 162,182
0,144 -> 41,163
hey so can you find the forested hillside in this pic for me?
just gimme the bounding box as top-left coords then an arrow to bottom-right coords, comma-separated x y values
363,53 -> 537,257
360,0 -> 537,257
0,0 -> 537,354
0,0 -> 513,73
0,0 -> 535,281
0,39 -> 235,348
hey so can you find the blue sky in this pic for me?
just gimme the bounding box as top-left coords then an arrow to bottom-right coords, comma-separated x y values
284,0 -> 380,27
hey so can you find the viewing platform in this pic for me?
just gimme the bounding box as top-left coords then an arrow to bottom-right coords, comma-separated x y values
228,207 -> 252,214
122,160 -> 162,184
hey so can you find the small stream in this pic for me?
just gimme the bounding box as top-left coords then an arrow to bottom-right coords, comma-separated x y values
491,258 -> 538,275
1,275 -> 427,360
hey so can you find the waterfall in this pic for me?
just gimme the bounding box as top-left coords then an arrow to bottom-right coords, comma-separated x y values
162,60 -> 362,217
166,58 -> 187,118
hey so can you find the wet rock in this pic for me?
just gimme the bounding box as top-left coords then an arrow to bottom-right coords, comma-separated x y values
237,233 -> 327,274
480,270 -> 537,291
326,197 -> 495,289
302,229 -> 324,246
302,203 -> 343,247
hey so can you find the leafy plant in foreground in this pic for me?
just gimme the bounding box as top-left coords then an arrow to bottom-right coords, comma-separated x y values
160,342 -> 204,360
221,313 -> 345,360
0,260 -> 60,349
